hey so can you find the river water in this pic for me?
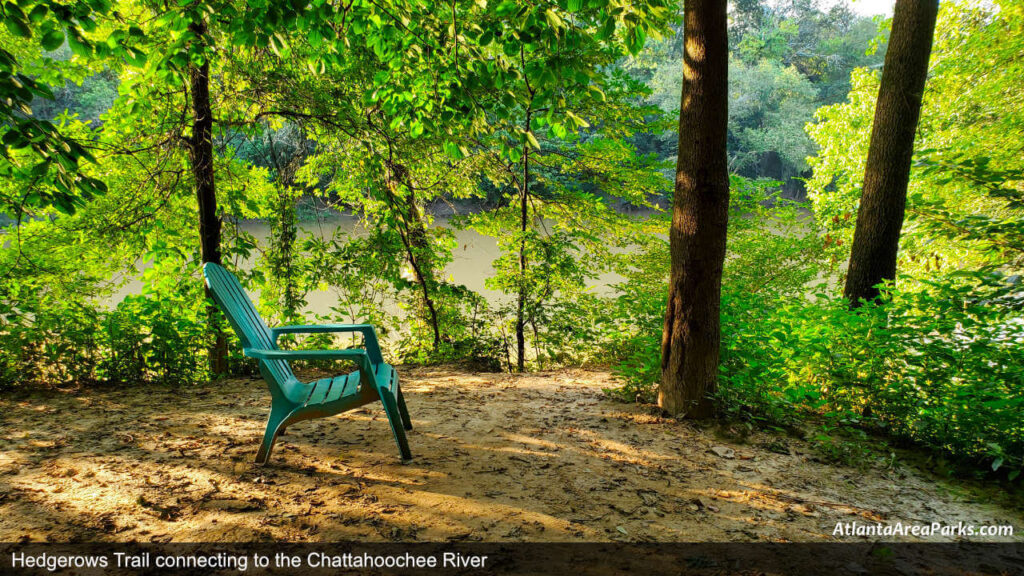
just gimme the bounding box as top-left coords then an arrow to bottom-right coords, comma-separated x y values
109,214 -> 629,319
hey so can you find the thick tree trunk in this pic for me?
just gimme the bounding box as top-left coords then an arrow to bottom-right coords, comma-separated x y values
659,0 -> 730,419
844,0 -> 938,306
187,29 -> 227,376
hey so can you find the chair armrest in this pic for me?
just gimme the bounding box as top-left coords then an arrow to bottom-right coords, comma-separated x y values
244,348 -> 377,390
269,324 -> 383,364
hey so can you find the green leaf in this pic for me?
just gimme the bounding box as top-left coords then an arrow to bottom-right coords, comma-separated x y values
28,4 -> 48,23
40,28 -> 65,51
544,8 -> 563,29
87,0 -> 112,13
67,32 -> 92,57
4,10 -> 32,38
566,110 -> 590,129
495,1 -> 517,17
626,25 -> 647,55
443,140 -> 464,159
525,130 -> 540,150
507,145 -> 522,164
2,129 -> 28,148
410,120 -> 424,138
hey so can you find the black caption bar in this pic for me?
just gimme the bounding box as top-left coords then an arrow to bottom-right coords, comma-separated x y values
2,543 -> 1022,575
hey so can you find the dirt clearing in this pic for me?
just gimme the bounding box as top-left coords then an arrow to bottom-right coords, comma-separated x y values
1,366 -> 1020,542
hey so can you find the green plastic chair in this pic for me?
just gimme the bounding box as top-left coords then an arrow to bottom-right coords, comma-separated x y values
203,263 -> 412,465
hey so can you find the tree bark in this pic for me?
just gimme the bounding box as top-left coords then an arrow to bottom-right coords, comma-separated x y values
515,110 -> 532,373
384,161 -> 442,349
187,23 -> 227,376
266,132 -> 301,324
402,185 -> 442,349
843,0 -> 938,306
659,0 -> 730,419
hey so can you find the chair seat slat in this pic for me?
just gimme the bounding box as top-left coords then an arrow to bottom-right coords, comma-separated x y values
323,372 -> 360,405
305,377 -> 334,406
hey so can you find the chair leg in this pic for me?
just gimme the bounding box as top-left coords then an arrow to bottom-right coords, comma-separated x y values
255,405 -> 289,465
379,389 -> 413,463
396,386 -> 413,431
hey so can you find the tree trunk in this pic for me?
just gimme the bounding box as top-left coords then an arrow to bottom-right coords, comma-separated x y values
843,0 -> 938,306
271,187 -> 300,321
266,132 -> 301,324
187,25 -> 227,376
515,110 -> 532,373
659,0 -> 730,419
403,188 -> 442,349
384,161 -> 442,349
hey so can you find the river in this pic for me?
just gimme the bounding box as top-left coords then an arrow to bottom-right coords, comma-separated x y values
108,214 -> 630,319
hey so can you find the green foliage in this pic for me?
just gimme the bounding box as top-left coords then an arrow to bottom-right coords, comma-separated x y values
731,1 -> 886,102
0,0 -> 141,215
605,168 -> 1023,477
714,272 -> 1023,476
634,0 -> 885,192
603,218 -> 671,402
0,200 -> 214,388
606,177 -> 826,403
648,55 -> 819,180
713,0 -> 1024,475
807,1 -> 1024,278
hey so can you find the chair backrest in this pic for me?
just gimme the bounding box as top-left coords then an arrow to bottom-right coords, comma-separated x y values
203,263 -> 298,389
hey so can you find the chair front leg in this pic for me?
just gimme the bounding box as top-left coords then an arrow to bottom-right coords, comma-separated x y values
256,403 -> 291,465
396,385 -> 413,431
379,389 -> 413,463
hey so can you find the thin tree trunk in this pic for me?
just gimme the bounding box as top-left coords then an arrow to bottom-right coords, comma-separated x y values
515,110 -> 532,373
385,161 -> 442,349
844,0 -> 938,306
266,132 -> 301,324
403,188 -> 442,348
659,0 -> 730,419
273,187 -> 299,321
187,23 -> 227,376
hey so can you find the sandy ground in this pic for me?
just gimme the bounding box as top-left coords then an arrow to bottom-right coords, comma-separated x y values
0,366 -> 1020,543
